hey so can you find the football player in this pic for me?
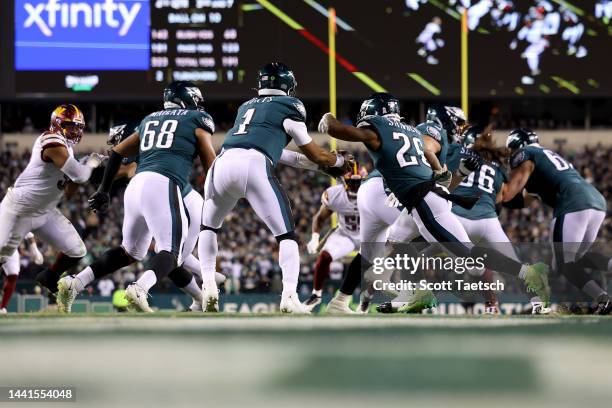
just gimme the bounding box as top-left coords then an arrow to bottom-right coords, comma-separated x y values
318,93 -> 551,312
504,128 -> 611,314
303,171 -> 362,311
0,104 -> 103,294
58,120 -> 225,313
198,62 -> 352,313
58,81 -> 217,312
0,233 -> 43,313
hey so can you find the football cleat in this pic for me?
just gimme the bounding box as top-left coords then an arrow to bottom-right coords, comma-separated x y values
0,308 -> 7,314
376,301 -> 397,314
302,294 -> 322,312
531,302 -> 552,315
186,301 -> 202,312
125,283 -> 153,313
484,301 -> 500,315
398,289 -> 438,314
202,283 -> 219,312
326,297 -> 356,315
356,291 -> 373,314
594,297 -> 611,315
57,275 -> 81,313
280,292 -> 309,314
523,263 -> 551,306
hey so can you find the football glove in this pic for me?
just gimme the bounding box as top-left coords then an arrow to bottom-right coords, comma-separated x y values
458,156 -> 481,177
306,233 -> 320,255
88,190 -> 110,213
318,112 -> 335,133
319,150 -> 354,178
385,192 -> 401,208
433,169 -> 452,188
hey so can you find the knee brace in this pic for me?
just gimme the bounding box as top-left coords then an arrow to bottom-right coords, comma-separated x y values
276,231 -> 298,243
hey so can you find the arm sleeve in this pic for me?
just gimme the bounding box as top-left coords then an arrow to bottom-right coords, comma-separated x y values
278,149 -> 318,170
282,118 -> 312,147
60,156 -> 93,184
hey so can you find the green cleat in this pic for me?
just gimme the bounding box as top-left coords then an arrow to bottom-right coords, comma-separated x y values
398,289 -> 438,314
523,262 -> 551,306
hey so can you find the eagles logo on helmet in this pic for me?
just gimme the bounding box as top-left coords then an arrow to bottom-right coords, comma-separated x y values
50,104 -> 85,144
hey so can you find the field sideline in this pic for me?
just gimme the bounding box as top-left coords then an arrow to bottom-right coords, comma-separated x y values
1,315 -> 611,407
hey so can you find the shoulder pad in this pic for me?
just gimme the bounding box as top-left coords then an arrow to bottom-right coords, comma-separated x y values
418,122 -> 443,142
287,98 -> 307,122
196,110 -> 215,134
40,131 -> 67,149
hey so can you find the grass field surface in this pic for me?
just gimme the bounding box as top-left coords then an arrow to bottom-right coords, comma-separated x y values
1,314 -> 611,407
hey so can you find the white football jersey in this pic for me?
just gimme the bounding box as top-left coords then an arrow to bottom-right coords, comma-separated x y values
10,132 -> 73,214
321,184 -> 360,238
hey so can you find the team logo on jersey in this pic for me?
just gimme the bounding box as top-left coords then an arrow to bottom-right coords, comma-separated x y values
426,125 -> 441,140
293,102 -> 306,120
201,116 -> 215,134
511,151 -> 525,168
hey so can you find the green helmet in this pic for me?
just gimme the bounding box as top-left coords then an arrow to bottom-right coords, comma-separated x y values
163,81 -> 204,110
357,93 -> 401,122
506,128 -> 539,151
461,125 -> 484,148
256,62 -> 297,96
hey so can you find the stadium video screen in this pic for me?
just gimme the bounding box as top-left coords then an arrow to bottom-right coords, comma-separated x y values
2,0 -> 612,99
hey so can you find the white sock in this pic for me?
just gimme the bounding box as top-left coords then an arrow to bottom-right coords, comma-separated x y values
182,254 -> 201,278
137,270 -> 157,292
198,230 -> 218,288
312,289 -> 322,297
181,277 -> 203,302
75,267 -> 95,291
279,239 -> 300,296
518,265 -> 527,279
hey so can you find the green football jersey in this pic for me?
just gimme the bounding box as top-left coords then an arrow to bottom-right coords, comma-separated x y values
416,121 -> 448,166
510,146 -> 606,217
222,95 -> 306,165
136,108 -> 215,195
452,159 -> 507,220
358,115 -> 433,198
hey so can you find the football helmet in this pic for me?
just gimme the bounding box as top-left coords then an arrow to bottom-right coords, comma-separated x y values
506,128 -> 539,151
426,105 -> 467,143
256,62 -> 297,96
107,122 -> 138,146
50,104 -> 85,144
461,125 -> 485,148
164,81 -> 205,110
357,93 -> 401,122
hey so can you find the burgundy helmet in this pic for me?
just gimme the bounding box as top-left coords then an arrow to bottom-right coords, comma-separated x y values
50,104 -> 85,144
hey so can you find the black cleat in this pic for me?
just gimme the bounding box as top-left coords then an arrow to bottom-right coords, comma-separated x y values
594,297 -> 612,315
302,294 -> 322,312
376,302 -> 395,314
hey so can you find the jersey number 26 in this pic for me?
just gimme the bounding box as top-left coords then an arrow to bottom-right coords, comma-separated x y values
393,132 -> 430,168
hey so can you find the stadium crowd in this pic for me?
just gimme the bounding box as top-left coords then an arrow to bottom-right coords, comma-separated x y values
1,143 -> 610,297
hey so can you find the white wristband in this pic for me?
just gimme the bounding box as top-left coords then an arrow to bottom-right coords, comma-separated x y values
333,154 -> 345,168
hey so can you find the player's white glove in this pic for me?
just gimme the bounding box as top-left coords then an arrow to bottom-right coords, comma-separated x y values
80,153 -> 108,169
318,112 -> 335,134
458,156 -> 481,177
307,233 -> 320,254
385,192 -> 401,208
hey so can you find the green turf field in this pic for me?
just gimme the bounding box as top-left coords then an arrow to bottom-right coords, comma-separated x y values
1,314 -> 611,407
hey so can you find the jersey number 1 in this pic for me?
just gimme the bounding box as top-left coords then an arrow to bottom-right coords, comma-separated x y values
233,108 -> 255,135
141,120 -> 178,151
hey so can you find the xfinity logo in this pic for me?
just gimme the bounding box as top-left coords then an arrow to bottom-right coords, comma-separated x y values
23,0 -> 142,37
